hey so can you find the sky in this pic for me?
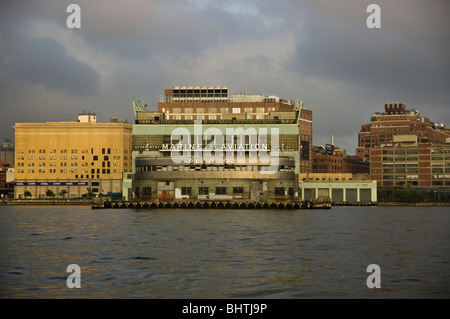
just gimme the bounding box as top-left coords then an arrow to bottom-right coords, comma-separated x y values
1,0 -> 449,153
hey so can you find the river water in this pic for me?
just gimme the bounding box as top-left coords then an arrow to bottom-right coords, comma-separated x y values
0,205 -> 449,298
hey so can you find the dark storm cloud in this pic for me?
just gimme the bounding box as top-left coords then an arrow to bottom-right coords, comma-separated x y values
4,34 -> 100,95
286,0 -> 450,102
0,0 -> 100,96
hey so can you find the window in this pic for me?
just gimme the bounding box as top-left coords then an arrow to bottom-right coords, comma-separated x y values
233,187 -> 244,194
181,187 -> 192,195
199,187 -> 209,195
274,187 -> 285,195
215,187 -> 226,195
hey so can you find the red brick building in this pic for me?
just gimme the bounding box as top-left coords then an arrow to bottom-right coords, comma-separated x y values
356,103 -> 450,161
370,135 -> 450,188
312,145 -> 369,174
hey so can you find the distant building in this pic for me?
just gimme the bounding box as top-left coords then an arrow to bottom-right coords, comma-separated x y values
356,103 -> 450,162
312,143 -> 369,175
0,161 -> 14,198
14,112 -> 132,199
0,139 -> 14,165
370,135 -> 450,188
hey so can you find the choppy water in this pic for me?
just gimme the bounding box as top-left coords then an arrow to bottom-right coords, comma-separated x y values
0,205 -> 449,298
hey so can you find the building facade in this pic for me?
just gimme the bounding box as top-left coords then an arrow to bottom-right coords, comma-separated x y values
370,135 -> 450,188
125,99 -> 311,202
158,86 -> 294,120
155,87 -> 313,173
0,139 -> 14,165
299,173 -> 377,203
312,145 -> 369,174
14,113 -> 132,199
356,103 -> 450,161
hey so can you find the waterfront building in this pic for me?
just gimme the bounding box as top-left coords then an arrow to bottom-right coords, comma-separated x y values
356,103 -> 450,162
124,97 -> 312,202
14,112 -> 132,199
370,135 -> 450,188
156,86 -> 313,173
0,161 -> 14,198
299,173 -> 377,203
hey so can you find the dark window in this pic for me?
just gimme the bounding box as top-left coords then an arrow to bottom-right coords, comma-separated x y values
199,187 -> 209,195
104,156 -> 109,161
233,187 -> 244,194
102,148 -> 105,154
274,187 -> 285,195
163,135 -> 171,144
93,156 -> 98,161
216,187 -> 226,195
181,187 -> 192,195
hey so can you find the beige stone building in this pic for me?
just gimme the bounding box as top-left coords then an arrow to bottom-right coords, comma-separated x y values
14,113 -> 132,199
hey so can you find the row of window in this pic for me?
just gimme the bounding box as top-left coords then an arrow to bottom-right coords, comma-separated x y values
21,168 -> 121,175
17,148 -> 128,155
382,149 -> 419,155
135,164 -> 294,172
139,186 -> 293,196
383,181 -> 450,186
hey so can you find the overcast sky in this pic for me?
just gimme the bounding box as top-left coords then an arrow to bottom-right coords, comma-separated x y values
1,0 -> 449,153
